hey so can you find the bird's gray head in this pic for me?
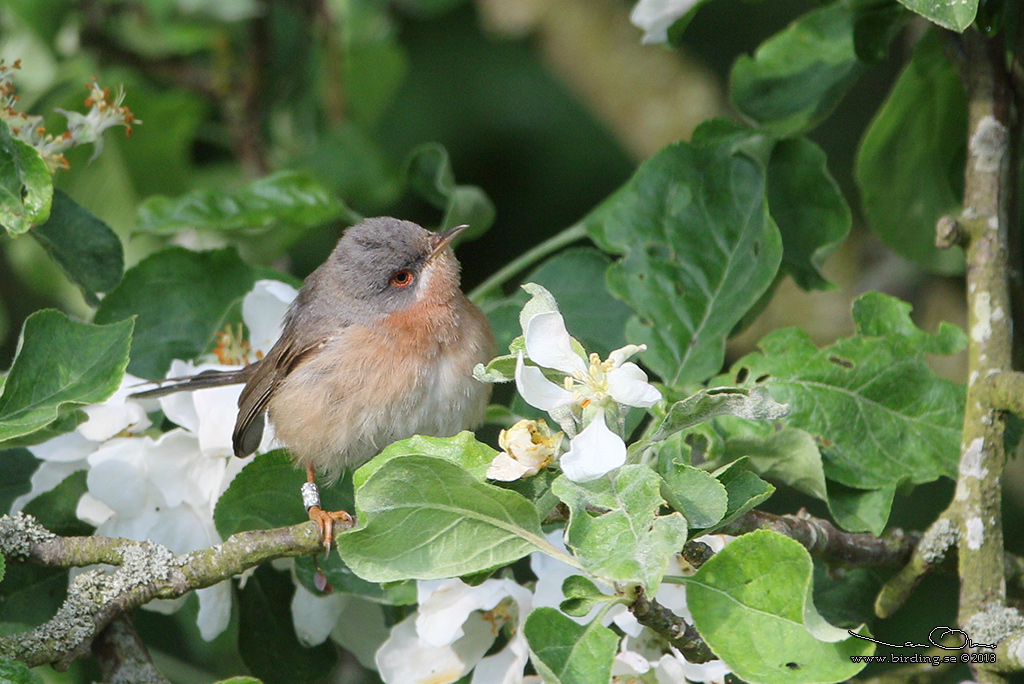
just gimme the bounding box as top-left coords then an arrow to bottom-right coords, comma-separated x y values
311,217 -> 465,319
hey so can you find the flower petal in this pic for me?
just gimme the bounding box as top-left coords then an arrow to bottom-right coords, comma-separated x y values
560,411 -> 626,482
78,374 -> 153,441
629,0 -> 700,44
415,578 -> 507,648
291,583 -> 348,647
486,452 -> 533,482
10,459 -> 87,513
514,353 -> 574,411
376,612 -> 493,684
196,581 -> 233,641
243,280 -> 297,354
524,311 -> 587,376
607,362 -> 662,408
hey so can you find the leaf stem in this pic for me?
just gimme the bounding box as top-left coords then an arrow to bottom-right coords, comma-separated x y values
468,223 -> 588,303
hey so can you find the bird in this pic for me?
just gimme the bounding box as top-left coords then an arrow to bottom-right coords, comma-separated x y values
135,217 -> 496,549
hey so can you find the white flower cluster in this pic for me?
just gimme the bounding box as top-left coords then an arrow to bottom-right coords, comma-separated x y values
1,61 -> 139,173
11,280 -> 296,639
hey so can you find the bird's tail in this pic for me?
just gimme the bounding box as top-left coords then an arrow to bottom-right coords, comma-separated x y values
130,368 -> 251,399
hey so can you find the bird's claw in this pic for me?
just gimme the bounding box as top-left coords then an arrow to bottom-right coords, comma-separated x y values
308,506 -> 354,556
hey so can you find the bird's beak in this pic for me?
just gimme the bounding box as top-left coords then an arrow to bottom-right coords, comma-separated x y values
428,224 -> 468,262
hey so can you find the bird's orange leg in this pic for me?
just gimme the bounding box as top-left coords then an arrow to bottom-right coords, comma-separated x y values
303,465 -> 354,555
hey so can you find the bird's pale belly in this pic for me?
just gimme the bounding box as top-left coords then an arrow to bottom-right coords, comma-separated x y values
266,326 -> 490,482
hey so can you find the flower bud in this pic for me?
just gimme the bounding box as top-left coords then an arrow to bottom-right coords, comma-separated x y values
486,419 -> 563,481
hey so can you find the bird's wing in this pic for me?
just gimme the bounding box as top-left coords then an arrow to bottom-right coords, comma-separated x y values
232,332 -> 330,457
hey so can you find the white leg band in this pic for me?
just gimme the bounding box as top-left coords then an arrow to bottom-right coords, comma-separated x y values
301,482 -> 320,512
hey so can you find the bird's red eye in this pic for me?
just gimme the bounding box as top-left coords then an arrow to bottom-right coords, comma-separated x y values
389,269 -> 413,287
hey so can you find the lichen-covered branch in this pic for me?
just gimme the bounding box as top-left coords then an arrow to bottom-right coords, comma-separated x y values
946,28 -> 1017,683
0,512 -> 325,670
875,512 -> 957,618
980,370 -> 1024,418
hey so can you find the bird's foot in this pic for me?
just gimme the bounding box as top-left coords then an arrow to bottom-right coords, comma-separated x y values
308,506 -> 354,555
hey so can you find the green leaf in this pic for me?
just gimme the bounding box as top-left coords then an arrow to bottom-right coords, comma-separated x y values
552,466 -> 688,592
724,426 -> 829,501
237,565 -> 338,684
0,310 -> 133,445
524,608 -> 618,684
136,170 -> 358,235
0,121 -> 53,235
710,459 -> 775,532
0,448 -> 36,513
649,386 -> 789,443
337,456 -> 553,582
584,132 -> 782,386
687,530 -> 873,683
214,450 -> 354,538
212,678 -> 264,684
729,1 -> 867,135
31,190 -> 124,306
658,461 -> 729,529
0,657 -> 42,684
826,482 -> 896,535
855,29 -> 966,274
352,431 -> 497,490
896,0 -> 977,30
728,292 -> 965,491
559,575 -> 617,618
766,137 -> 850,290
94,247 -> 255,378
404,144 -> 495,241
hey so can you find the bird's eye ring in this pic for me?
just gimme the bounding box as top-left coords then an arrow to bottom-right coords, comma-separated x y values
389,269 -> 413,287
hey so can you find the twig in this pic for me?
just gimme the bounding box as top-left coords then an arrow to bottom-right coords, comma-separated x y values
717,509 -> 919,569
93,615 -> 171,684
630,586 -> 715,663
0,512 -> 324,670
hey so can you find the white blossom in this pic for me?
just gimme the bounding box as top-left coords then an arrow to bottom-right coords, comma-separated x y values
376,578 -> 533,684
630,0 -> 701,44
487,418 -> 562,481
514,306 -> 661,482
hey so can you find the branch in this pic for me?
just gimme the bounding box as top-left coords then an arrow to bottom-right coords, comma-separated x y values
717,509 -> 919,569
630,586 -> 715,663
93,615 -> 171,684
944,28 -> 1017,682
0,512 -> 325,670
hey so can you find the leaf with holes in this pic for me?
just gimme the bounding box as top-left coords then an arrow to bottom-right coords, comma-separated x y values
584,131 -> 781,386
727,292 -> 965,491
687,530 -> 873,683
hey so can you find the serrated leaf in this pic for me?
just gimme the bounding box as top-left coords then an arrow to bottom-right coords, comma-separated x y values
94,247 -> 255,378
31,190 -> 124,306
136,170 -> 358,234
729,292 -> 964,490
855,29 -> 966,274
214,450 -> 353,539
352,431 -> 497,490
0,311 -> 132,445
337,456 -> 553,582
552,466 -> 688,592
896,0 -> 977,30
659,461 -> 729,528
583,133 -> 782,386
237,565 -> 338,684
650,386 -> 789,442
687,530 -> 873,683
524,608 -> 618,684
766,137 -> 850,290
725,426 -> 828,501
0,121 -> 53,235
729,1 -> 868,135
